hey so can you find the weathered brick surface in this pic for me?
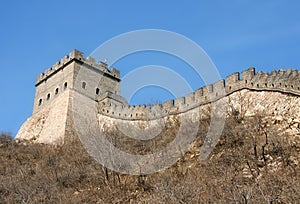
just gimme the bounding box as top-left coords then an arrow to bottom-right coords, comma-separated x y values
15,50 -> 300,144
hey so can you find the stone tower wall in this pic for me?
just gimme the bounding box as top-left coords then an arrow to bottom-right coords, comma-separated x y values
33,50 -> 121,114
16,50 -> 300,144
32,50 -> 300,119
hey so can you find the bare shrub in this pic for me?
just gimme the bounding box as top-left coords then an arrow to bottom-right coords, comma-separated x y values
0,113 -> 299,203
0,132 -> 13,144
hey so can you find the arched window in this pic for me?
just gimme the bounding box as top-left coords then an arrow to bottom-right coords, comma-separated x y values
82,82 -> 86,89
47,93 -> 51,100
96,88 -> 100,95
38,99 -> 42,106
55,88 -> 59,95
64,82 -> 68,90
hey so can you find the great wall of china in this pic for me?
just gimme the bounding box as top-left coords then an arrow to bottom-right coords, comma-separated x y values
15,50 -> 300,144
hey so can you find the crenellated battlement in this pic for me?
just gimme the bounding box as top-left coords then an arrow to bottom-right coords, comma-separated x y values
32,50 -> 300,121
33,50 -> 121,114
99,67 -> 300,120
16,49 -> 300,145
35,49 -> 120,86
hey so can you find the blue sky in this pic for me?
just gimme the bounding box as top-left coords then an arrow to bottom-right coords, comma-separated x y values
0,1 -> 299,136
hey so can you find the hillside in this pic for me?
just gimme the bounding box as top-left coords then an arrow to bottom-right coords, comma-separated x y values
1,112 -> 299,203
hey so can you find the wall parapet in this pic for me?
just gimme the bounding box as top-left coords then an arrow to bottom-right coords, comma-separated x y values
36,49 -> 121,86
99,67 -> 300,120
32,50 -> 299,121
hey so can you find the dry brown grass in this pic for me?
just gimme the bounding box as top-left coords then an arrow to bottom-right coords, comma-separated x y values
0,114 -> 299,203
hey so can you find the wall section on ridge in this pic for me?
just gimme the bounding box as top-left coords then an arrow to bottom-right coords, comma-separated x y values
15,49 -> 300,145
99,68 -> 300,120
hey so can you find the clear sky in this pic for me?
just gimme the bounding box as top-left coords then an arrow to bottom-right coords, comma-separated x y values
0,1 -> 299,136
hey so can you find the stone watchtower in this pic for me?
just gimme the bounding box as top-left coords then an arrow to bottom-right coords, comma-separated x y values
16,49 -> 126,144
16,49 -> 300,145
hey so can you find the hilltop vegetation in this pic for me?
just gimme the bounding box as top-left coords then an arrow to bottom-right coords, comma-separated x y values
0,114 -> 299,203
0,133 -> 13,144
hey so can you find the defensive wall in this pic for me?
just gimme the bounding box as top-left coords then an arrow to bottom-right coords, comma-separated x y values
32,50 -> 300,120
99,68 -> 300,120
33,50 -> 121,114
15,49 -> 300,145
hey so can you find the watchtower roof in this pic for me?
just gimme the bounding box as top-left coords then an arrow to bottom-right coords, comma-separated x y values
35,49 -> 120,86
